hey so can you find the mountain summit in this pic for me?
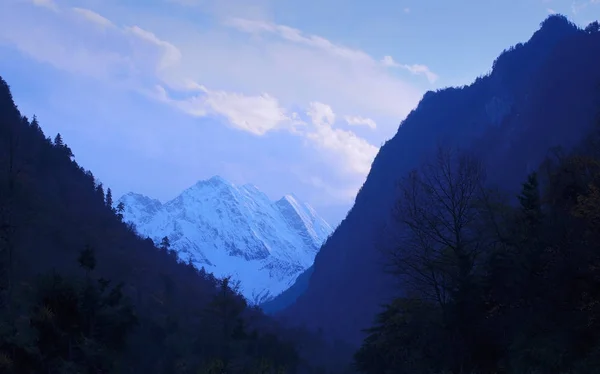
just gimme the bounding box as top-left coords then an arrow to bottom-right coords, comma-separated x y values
118,177 -> 332,304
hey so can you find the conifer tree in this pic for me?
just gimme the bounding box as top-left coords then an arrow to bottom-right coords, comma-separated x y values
78,245 -> 96,277
30,115 -> 43,135
116,202 -> 125,221
160,236 -> 171,252
585,21 -> 600,33
106,188 -> 114,210
96,183 -> 105,203
53,133 -> 64,147
53,132 -> 74,158
517,172 -> 542,228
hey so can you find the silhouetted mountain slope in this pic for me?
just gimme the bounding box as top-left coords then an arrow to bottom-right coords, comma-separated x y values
260,265 -> 314,314
281,15 -> 600,347
0,77 -> 351,373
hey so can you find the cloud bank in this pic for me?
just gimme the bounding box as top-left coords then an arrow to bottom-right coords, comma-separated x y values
0,0 -> 432,206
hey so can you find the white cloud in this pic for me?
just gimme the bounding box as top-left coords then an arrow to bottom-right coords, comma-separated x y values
166,0 -> 274,20
214,17 -> 428,116
1,0 -> 409,185
72,8 -> 114,28
156,84 -> 289,135
224,18 -> 374,64
224,17 -> 437,89
202,91 -> 287,135
344,115 -> 376,130
571,0 -> 599,14
123,25 -> 185,87
31,0 -> 58,11
305,175 -> 361,203
547,8 -> 557,14
381,55 -> 438,83
0,5 -> 132,81
381,55 -> 397,67
306,101 -> 335,127
304,102 -> 378,175
305,124 -> 378,175
403,64 -> 439,83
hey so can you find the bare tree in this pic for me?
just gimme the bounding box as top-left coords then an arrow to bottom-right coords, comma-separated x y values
389,145 -> 488,313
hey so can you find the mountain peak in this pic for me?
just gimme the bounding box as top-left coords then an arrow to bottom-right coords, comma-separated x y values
241,183 -> 262,194
242,183 -> 258,189
275,193 -> 333,249
199,175 -> 231,187
117,192 -> 163,225
208,175 -> 228,183
119,191 -> 160,205
276,194 -> 303,214
184,176 -> 234,196
531,14 -> 579,45
539,14 -> 577,32
280,193 -> 299,205
118,179 -> 333,304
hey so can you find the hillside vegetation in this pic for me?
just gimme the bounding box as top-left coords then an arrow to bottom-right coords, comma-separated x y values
0,76 -> 350,374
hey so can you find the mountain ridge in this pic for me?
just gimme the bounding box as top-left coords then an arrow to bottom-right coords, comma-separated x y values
280,14 -> 600,347
118,176 -> 333,305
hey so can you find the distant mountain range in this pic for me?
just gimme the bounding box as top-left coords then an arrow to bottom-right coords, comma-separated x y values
118,176 -> 332,305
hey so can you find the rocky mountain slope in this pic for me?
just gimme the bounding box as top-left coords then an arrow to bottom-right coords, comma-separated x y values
280,15 -> 600,347
260,264 -> 314,314
119,176 -> 332,304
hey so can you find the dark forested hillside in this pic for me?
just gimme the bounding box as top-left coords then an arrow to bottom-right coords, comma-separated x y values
260,265 -> 313,314
0,77 -> 351,373
355,135 -> 600,373
282,14 -> 600,353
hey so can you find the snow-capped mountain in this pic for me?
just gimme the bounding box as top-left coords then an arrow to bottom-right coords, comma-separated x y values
118,176 -> 333,304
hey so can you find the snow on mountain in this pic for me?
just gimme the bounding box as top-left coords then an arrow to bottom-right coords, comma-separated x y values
118,176 -> 333,304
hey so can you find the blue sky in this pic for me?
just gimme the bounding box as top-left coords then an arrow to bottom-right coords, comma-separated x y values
0,0 -> 598,226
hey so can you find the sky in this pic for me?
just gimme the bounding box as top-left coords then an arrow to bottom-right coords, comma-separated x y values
0,0 -> 599,226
